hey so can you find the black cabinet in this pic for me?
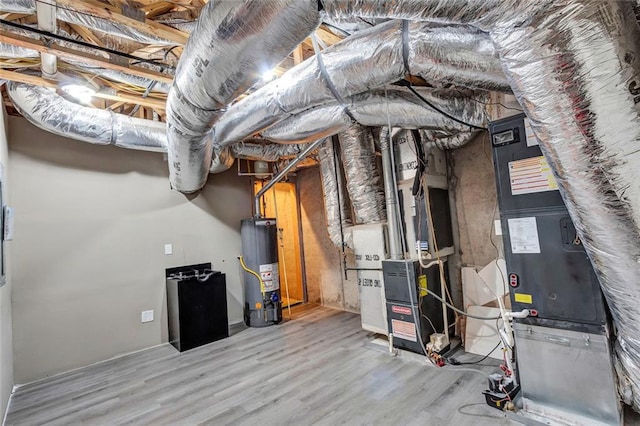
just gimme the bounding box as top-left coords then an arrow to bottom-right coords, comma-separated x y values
166,264 -> 229,352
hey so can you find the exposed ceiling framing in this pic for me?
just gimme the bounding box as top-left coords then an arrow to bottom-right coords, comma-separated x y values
0,0 -> 346,119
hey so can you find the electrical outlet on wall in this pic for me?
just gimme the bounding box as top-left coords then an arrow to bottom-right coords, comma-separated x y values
164,244 -> 173,255
141,310 -> 154,323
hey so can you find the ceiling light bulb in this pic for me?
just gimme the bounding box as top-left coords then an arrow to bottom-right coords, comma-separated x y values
60,83 -> 96,104
261,69 -> 275,82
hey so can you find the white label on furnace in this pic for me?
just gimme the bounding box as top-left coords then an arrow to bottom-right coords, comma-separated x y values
259,263 -> 280,291
508,217 -> 541,254
508,156 -> 558,196
524,118 -> 539,147
391,319 -> 417,342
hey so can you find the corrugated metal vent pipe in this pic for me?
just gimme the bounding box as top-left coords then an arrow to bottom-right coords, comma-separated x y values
380,127 -> 403,260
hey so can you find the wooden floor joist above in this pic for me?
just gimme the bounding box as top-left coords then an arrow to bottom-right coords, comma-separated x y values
0,69 -> 167,110
0,30 -> 174,85
55,0 -> 189,46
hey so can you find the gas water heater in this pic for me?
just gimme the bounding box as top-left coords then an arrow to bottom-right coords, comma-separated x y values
240,218 -> 282,327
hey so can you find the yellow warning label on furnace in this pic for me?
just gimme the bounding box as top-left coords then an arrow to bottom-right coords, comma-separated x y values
514,293 -> 533,304
418,275 -> 428,297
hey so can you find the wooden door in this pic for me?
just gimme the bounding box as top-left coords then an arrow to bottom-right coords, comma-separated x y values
254,181 -> 304,307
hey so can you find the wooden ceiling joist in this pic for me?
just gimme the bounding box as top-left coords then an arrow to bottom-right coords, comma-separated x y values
293,45 -> 304,65
141,2 -> 176,18
55,0 -> 189,46
302,26 -> 344,51
0,69 -> 167,110
0,30 -> 174,84
66,23 -> 106,49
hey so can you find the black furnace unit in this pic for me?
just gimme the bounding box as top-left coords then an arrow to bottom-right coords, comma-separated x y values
491,114 -> 621,425
383,259 -> 452,355
491,113 -> 608,333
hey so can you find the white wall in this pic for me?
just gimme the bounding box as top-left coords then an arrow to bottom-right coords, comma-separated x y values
8,116 -> 251,383
0,105 -> 14,418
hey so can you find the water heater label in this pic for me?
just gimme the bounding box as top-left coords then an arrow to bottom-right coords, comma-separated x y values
259,263 -> 280,291
391,319 -> 417,342
508,156 -> 558,196
508,217 -> 541,254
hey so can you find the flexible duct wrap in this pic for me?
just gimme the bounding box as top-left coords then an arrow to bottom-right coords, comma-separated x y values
7,82 -> 166,152
0,0 -> 32,13
0,26 -> 170,93
6,83 -> 293,171
231,142 -> 310,162
319,0 -> 509,27
214,20 -> 507,146
261,87 -> 486,144
0,0 -> 184,45
421,129 -> 479,150
166,0 -> 320,192
318,138 -> 352,247
338,125 -> 385,224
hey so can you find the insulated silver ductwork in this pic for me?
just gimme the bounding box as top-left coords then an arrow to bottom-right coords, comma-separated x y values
0,36 -> 37,59
214,19 -> 506,147
7,82 -> 167,152
489,1 -> 640,410
166,0 -> 320,193
6,82 -> 295,172
209,146 -> 235,174
0,27 -> 170,93
319,138 -> 352,247
320,13 -> 386,35
0,0 -> 185,45
338,125 -> 385,224
0,0 -> 31,13
73,67 -> 171,93
421,129 -> 479,150
319,0 -> 512,28
230,142 -> 312,162
260,87 -> 485,144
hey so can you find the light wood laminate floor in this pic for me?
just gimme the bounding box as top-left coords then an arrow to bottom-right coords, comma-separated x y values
6,304 -> 515,425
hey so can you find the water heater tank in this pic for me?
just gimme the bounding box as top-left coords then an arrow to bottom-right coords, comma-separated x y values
241,218 -> 282,327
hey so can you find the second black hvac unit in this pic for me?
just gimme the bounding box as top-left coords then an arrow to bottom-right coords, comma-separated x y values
491,114 -> 621,425
491,114 -> 608,332
383,260 -> 452,355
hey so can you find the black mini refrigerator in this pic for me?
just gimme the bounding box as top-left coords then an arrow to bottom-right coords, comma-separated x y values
166,263 -> 229,352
